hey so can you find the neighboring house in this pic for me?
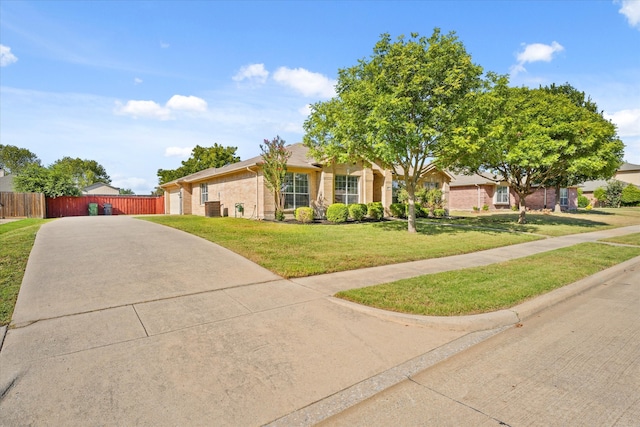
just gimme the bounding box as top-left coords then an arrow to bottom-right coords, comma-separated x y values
0,169 -> 15,192
614,162 -> 640,186
82,182 -> 120,195
579,179 -> 608,207
161,143 -> 451,219
448,172 -> 578,211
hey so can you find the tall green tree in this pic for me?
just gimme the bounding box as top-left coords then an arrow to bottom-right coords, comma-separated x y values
0,144 -> 41,174
304,29 -> 483,232
446,79 -> 624,223
50,157 -> 111,190
260,136 -> 291,220
157,144 -> 240,185
14,163 -> 81,197
539,83 -> 622,212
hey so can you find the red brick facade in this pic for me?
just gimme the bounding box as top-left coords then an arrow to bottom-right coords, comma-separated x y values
449,184 -> 578,211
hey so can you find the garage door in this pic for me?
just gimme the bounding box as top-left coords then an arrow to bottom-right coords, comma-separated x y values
169,189 -> 181,215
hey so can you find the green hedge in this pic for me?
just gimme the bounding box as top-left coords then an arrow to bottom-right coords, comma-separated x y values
295,207 -> 315,223
327,203 -> 349,223
367,202 -> 384,220
348,204 -> 366,221
389,203 -> 406,218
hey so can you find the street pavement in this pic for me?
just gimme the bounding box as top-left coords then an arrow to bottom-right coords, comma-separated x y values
319,261 -> 640,427
0,216 -> 638,426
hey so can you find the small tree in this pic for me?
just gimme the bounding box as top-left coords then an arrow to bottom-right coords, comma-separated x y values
605,180 -> 625,207
260,136 -> 291,220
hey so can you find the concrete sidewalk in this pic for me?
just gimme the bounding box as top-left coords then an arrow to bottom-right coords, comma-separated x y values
0,217 -> 638,426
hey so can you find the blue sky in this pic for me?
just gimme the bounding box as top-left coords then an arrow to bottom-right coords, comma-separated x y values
1,1 -> 639,194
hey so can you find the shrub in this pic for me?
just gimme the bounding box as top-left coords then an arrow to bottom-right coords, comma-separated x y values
275,209 -> 285,221
482,204 -> 489,211
586,204 -> 593,211
358,203 -> 368,217
621,184 -> 640,206
578,195 -> 590,208
348,203 -> 366,221
326,203 -> 349,223
511,205 -> 518,211
434,208 -> 446,217
593,187 -> 606,204
389,203 -> 406,218
605,180 -> 625,208
472,206 -> 480,212
367,202 -> 384,220
295,207 -> 314,223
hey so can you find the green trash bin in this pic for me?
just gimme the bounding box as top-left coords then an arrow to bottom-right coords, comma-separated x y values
88,203 -> 98,216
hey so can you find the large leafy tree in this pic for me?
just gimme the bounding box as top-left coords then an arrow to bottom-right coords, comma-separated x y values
50,157 -> 111,190
260,136 -> 291,220
0,144 -> 41,174
14,164 -> 81,197
304,29 -> 483,232
539,83 -> 622,212
446,79 -> 624,223
157,144 -> 240,185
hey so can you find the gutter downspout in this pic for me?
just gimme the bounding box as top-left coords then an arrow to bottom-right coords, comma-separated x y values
475,184 -> 480,209
247,166 -> 259,219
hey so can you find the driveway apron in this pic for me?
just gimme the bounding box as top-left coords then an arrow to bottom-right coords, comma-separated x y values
0,216 -> 466,426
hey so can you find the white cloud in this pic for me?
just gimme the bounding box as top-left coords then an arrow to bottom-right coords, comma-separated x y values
605,108 -> 640,137
134,77 -> 143,85
164,146 -> 194,157
114,100 -> 172,120
232,63 -> 269,84
299,104 -> 312,116
510,41 -> 564,76
166,95 -> 207,112
160,42 -> 170,48
272,67 -> 336,98
0,44 -> 18,67
618,0 -> 640,28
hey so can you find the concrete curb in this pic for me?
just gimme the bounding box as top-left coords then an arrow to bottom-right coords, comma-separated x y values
0,325 -> 7,352
328,255 -> 640,333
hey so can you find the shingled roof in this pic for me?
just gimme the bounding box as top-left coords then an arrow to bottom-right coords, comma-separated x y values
161,143 -> 322,187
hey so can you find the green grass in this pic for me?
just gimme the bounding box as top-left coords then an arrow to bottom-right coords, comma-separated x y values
336,243 -> 640,316
437,207 -> 640,237
0,219 -> 50,326
140,216 -> 542,278
600,232 -> 640,246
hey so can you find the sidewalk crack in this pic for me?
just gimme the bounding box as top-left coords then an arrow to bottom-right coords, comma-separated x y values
132,305 -> 149,337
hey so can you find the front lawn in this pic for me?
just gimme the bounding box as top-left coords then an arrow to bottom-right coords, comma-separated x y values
437,207 -> 640,236
336,242 -> 640,316
1,219 -> 50,326
600,232 -> 640,246
140,216 -> 542,278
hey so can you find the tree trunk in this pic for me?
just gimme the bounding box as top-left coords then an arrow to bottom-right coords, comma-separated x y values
553,184 -> 561,213
518,196 -> 527,224
407,185 -> 417,233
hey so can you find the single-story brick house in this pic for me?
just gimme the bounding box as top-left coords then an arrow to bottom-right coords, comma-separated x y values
448,172 -> 578,211
161,143 -> 452,219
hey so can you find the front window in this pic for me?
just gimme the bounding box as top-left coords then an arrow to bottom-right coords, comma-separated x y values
560,188 -> 568,206
495,186 -> 509,204
423,181 -> 439,190
200,183 -> 208,204
283,173 -> 309,210
335,175 -> 359,204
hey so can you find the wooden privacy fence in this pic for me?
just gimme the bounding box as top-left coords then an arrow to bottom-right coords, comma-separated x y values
46,195 -> 165,218
0,192 -> 46,218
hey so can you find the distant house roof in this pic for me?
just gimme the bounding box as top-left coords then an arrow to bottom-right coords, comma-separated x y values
161,143 -> 323,187
448,172 -> 503,187
618,162 -> 640,172
83,182 -> 120,193
579,179 -> 609,192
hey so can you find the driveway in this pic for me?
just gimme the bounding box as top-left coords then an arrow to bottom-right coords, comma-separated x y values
0,216 -> 467,426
